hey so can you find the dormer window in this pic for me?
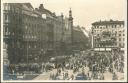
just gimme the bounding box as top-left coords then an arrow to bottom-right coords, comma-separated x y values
42,14 -> 46,19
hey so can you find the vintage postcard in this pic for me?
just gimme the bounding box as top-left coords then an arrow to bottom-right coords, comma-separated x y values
1,0 -> 127,82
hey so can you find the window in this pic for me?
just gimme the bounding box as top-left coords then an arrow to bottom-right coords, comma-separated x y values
112,25 -> 114,28
15,8 -> 19,13
115,31 -> 117,34
119,43 -> 122,47
29,45 -> 31,48
13,7 -> 16,12
4,4 -> 8,10
115,25 -> 117,28
25,36 -> 27,38
119,34 -> 121,36
35,45 -> 37,48
4,14 -> 8,22
25,25 -> 28,29
8,5 -> 10,10
123,43 -> 125,47
5,27 -> 8,35
120,24 -> 121,27
3,42 -> 7,49
119,38 -> 121,41
106,25 -> 108,28
121,24 -> 124,27
115,43 -> 117,46
123,38 -> 125,41
123,34 -> 125,36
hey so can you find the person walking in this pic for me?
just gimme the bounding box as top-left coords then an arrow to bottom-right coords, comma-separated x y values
112,72 -> 118,80
71,74 -> 74,80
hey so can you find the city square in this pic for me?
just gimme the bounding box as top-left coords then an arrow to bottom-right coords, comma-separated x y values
1,0 -> 126,82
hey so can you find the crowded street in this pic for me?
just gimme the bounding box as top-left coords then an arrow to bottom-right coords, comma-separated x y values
3,48 -> 125,80
32,49 -> 124,80
2,1 -> 126,82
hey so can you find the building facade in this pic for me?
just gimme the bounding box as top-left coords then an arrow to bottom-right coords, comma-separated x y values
73,26 -> 90,51
91,20 -> 125,50
3,3 -> 72,65
35,4 -> 72,55
3,3 -> 48,64
3,3 -> 23,64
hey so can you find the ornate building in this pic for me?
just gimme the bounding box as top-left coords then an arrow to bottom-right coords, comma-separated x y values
3,3 -> 23,64
91,20 -> 125,51
3,3 -> 72,65
3,3 -> 47,64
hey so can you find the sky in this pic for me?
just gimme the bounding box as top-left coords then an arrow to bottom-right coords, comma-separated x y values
3,0 -> 126,31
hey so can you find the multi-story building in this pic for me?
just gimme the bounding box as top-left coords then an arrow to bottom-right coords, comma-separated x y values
3,3 -> 48,64
3,3 -> 23,64
35,4 -> 72,55
73,26 -> 90,51
91,19 -> 125,51
3,3 -> 72,65
21,3 -> 47,64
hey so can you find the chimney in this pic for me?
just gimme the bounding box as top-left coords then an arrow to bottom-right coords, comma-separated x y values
39,4 -> 44,10
35,8 -> 38,11
110,19 -> 113,21
61,13 -> 64,18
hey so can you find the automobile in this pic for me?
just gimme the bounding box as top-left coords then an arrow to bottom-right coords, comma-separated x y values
75,73 -> 87,80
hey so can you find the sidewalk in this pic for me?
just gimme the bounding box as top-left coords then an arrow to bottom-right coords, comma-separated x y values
33,69 -> 57,80
23,74 -> 39,80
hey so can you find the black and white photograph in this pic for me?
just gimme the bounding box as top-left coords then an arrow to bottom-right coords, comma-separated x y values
1,0 -> 127,82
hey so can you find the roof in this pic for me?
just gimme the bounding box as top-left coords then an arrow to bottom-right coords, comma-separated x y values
37,6 -> 53,16
22,3 -> 34,9
92,20 -> 124,25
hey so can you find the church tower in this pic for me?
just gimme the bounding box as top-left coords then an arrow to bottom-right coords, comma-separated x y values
68,8 -> 74,51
